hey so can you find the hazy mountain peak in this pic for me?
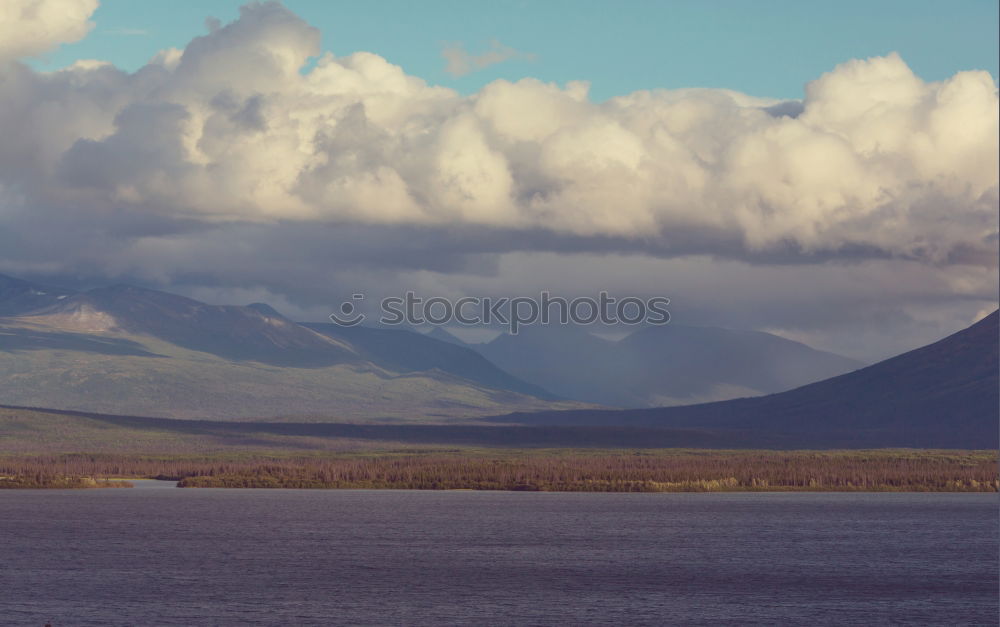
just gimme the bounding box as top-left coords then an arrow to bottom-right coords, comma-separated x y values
246,302 -> 286,319
474,320 -> 864,407
427,326 -> 467,346
488,323 -> 610,347
0,274 -> 77,316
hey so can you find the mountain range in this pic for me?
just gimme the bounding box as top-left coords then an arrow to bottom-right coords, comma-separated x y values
442,322 -> 863,407
2,310 -> 993,450
6,273 -> 988,446
496,310 -> 1000,448
0,275 -> 571,420
0,274 -> 995,447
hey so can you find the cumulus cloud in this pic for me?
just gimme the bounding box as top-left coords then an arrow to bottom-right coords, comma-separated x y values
1,2 -> 994,263
442,39 -> 535,77
0,1 -> 996,357
0,0 -> 98,60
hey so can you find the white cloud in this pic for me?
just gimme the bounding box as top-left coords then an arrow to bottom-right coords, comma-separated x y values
442,39 -> 535,77
2,3 -> 992,264
0,0 -> 98,61
0,1 -> 996,357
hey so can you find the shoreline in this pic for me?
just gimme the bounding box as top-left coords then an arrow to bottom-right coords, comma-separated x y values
0,476 -> 133,489
2,449 -> 995,492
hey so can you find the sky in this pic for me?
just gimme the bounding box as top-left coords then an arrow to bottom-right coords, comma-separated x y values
0,0 -> 997,361
27,0 -> 1000,101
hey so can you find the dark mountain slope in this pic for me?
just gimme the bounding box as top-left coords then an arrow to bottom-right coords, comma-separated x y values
0,274 -> 76,316
496,312 -> 999,448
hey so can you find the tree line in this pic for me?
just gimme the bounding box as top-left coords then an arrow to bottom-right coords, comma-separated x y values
1,450 -> 995,491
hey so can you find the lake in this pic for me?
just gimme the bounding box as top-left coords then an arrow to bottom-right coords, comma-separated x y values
1,485 -> 996,625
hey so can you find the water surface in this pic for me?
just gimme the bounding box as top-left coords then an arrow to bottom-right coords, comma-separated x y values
1,488 -> 996,626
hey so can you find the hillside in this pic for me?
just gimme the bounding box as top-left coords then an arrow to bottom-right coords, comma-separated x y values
0,275 -> 573,420
0,274 -> 76,316
304,322 -> 555,400
496,311 -> 1000,448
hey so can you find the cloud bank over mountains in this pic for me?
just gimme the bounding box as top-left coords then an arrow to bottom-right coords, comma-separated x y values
0,0 -> 996,360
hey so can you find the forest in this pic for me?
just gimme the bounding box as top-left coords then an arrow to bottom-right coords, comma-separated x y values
1,449 -> 995,492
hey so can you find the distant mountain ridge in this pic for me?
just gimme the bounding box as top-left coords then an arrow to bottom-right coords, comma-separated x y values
0,274 -> 571,420
426,326 -> 469,347
469,321 -> 864,407
496,311 -> 1000,448
304,322 -> 556,400
0,274 -> 75,316
35,284 -> 357,366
